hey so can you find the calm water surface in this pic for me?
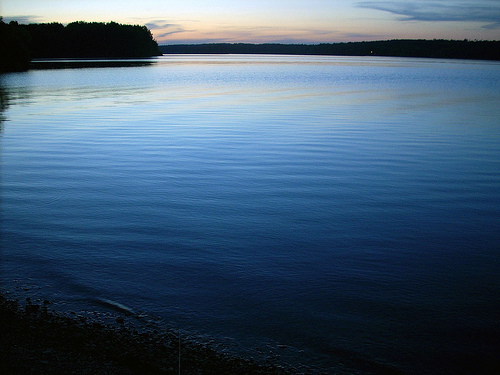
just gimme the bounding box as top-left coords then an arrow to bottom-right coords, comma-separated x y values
1,55 -> 500,374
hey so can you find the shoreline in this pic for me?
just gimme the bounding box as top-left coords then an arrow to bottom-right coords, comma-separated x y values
0,285 -> 412,375
0,292 -> 297,375
159,40 -> 500,62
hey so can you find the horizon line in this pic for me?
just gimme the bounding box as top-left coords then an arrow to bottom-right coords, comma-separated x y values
159,38 -> 499,46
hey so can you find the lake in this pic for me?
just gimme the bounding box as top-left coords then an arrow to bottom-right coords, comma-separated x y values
1,55 -> 500,374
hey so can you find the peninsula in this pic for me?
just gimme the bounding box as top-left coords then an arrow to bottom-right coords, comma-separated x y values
0,20 -> 161,72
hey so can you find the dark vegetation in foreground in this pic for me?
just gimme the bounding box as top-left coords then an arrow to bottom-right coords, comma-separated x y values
160,40 -> 500,61
0,293 -> 293,375
1,19 -> 161,72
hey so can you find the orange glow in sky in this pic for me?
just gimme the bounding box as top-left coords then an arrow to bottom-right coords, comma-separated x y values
2,0 -> 500,44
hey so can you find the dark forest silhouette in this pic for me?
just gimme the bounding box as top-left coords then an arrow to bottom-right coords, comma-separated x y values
161,40 -> 500,61
0,19 -> 31,72
2,17 -> 500,73
1,19 -> 161,72
24,21 -> 161,58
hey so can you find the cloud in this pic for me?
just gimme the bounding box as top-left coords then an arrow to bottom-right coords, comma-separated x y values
155,30 -> 189,39
145,20 -> 185,30
141,20 -> 193,40
341,32 -> 386,40
157,22 -> 344,44
197,25 -> 342,44
356,1 -> 500,29
2,15 -> 43,24
145,22 -> 173,30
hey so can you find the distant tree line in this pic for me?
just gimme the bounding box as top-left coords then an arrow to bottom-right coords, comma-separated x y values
1,19 -> 161,72
160,39 -> 500,61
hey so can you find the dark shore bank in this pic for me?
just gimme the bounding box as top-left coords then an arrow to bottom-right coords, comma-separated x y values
0,292 -> 296,375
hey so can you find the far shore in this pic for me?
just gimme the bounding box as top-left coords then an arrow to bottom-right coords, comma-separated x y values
159,40 -> 500,62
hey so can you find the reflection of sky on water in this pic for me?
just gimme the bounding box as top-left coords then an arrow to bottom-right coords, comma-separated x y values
1,55 -> 500,375
8,56 -> 500,114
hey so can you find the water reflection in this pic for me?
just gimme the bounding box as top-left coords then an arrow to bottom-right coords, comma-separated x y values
30,58 -> 159,70
0,83 -> 8,133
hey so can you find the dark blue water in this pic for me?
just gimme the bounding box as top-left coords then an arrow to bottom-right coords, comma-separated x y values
1,55 -> 500,374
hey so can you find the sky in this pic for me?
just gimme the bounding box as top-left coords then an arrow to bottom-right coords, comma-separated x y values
2,0 -> 500,44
